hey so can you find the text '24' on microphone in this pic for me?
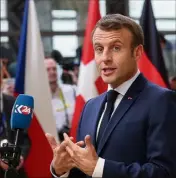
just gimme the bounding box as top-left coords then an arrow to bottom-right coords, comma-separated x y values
0,94 -> 34,169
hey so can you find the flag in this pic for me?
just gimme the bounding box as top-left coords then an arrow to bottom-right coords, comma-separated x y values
15,0 -> 58,177
70,0 -> 107,141
139,0 -> 169,87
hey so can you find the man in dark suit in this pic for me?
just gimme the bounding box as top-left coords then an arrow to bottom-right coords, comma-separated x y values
47,14 -> 176,178
0,80 -> 31,176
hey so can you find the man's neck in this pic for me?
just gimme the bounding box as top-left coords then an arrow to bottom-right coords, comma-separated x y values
110,68 -> 139,89
50,82 -> 58,94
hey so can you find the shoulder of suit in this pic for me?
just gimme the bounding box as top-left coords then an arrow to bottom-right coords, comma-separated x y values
143,81 -> 175,102
146,81 -> 171,93
85,92 -> 107,105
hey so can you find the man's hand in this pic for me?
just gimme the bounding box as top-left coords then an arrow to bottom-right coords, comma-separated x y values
46,133 -> 84,176
64,133 -> 98,176
0,159 -> 9,170
16,156 -> 24,170
0,156 -> 24,171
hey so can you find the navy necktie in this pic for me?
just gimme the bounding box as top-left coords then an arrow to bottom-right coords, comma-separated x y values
97,90 -> 118,146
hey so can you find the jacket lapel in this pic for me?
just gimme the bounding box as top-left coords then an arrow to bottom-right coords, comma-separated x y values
91,93 -> 107,147
97,74 -> 147,154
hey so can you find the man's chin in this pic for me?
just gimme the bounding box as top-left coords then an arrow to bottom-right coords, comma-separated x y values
49,80 -> 57,84
102,78 -> 114,85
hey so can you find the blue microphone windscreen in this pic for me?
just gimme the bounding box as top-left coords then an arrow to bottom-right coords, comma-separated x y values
10,94 -> 34,129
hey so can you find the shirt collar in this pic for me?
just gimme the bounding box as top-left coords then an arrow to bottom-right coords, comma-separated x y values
52,87 -> 59,98
108,70 -> 140,96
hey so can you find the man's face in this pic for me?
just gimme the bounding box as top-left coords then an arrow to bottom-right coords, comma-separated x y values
44,58 -> 58,83
93,28 -> 143,88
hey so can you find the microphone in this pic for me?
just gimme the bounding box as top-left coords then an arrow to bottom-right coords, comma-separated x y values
0,94 -> 34,169
10,94 -> 34,146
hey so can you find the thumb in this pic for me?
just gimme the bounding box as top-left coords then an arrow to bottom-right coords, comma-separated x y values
76,140 -> 85,147
45,133 -> 57,150
85,135 -> 92,149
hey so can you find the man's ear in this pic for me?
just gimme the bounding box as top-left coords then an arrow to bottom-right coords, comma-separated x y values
134,45 -> 144,62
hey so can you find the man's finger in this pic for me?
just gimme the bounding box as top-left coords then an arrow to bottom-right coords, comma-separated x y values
45,133 -> 57,150
65,146 -> 74,158
76,141 -> 84,147
55,140 -> 67,155
55,137 -> 78,155
63,133 -> 77,150
85,135 -> 92,149
70,137 -> 74,140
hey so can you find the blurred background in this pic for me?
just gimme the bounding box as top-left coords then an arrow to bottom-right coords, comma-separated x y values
0,0 -> 176,177
0,0 -> 176,81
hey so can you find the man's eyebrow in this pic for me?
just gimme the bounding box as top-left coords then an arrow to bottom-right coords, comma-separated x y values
93,42 -> 102,46
93,40 -> 123,46
110,39 -> 123,45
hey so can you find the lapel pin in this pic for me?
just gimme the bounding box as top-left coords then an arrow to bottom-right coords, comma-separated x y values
128,97 -> 132,100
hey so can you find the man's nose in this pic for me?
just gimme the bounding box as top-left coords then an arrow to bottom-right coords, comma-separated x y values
101,50 -> 112,62
50,69 -> 56,74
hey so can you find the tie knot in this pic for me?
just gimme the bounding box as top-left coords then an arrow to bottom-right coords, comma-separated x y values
106,90 -> 118,103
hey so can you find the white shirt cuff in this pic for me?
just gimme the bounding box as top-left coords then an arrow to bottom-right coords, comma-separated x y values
92,157 -> 105,178
50,161 -> 70,178
60,172 -> 70,178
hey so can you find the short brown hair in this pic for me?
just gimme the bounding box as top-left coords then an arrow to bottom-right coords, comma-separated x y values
92,14 -> 144,50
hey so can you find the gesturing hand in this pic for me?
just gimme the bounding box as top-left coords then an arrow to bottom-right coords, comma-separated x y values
46,133 -> 84,176
64,133 -> 98,176
0,159 -> 9,170
0,155 -> 24,171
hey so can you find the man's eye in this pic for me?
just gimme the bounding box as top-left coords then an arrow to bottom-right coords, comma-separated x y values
95,47 -> 103,53
113,46 -> 120,51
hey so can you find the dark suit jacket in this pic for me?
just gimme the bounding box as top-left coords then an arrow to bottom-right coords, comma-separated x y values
69,74 -> 176,178
0,94 -> 31,178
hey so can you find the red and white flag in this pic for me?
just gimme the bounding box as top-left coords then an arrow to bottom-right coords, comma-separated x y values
70,0 -> 107,141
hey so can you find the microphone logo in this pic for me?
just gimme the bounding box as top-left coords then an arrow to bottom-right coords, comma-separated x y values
14,105 -> 32,115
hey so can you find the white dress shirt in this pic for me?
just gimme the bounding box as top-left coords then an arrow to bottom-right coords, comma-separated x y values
52,84 -> 76,132
51,70 -> 140,178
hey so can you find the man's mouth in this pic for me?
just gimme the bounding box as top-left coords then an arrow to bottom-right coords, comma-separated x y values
102,68 -> 116,76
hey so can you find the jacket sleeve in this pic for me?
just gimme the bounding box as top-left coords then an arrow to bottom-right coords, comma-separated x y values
68,99 -> 93,178
103,91 -> 176,178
